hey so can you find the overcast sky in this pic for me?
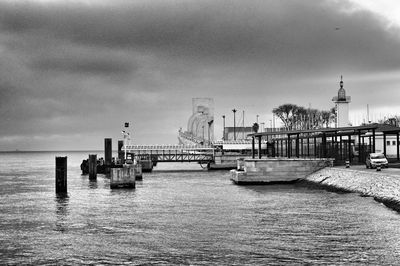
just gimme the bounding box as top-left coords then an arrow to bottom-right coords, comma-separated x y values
1,0 -> 400,150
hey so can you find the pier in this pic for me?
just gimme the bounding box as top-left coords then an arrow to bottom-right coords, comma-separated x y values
230,158 -> 332,185
124,144 -> 215,164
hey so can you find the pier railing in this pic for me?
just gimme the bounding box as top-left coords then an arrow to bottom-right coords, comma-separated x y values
125,145 -> 215,163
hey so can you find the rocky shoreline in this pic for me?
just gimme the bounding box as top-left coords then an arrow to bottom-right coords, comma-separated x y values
304,167 -> 400,212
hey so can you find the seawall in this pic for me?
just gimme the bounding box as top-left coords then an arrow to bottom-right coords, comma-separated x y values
305,167 -> 400,212
231,158 -> 332,184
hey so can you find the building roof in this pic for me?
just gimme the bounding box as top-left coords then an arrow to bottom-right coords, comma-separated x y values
248,123 -> 400,138
224,126 -> 253,133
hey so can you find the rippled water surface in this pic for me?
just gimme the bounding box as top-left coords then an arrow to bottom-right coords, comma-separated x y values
1,151 -> 400,265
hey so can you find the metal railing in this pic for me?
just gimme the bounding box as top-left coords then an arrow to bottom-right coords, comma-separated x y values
124,144 -> 215,163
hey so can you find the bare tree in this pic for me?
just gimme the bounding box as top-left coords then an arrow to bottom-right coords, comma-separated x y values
273,104 -> 336,130
272,104 -> 299,130
321,110 -> 332,128
252,122 -> 259,133
293,106 -> 307,130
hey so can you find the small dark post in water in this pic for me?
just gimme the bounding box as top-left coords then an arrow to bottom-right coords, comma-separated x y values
258,135 -> 262,159
89,154 -> 97,180
104,138 -> 112,173
55,156 -> 67,194
118,140 -> 124,163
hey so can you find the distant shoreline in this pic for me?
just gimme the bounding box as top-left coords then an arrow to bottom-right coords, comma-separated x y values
0,150 -> 117,153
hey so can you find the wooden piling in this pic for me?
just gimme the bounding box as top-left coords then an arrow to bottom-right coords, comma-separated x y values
104,138 -> 112,173
55,156 -> 67,194
118,140 -> 124,163
89,154 -> 97,180
105,138 -> 112,165
140,160 -> 153,172
134,163 -> 143,180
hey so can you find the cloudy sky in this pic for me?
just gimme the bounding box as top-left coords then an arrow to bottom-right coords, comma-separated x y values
1,0 -> 400,151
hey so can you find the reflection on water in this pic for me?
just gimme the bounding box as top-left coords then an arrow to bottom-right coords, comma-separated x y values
88,181 -> 98,189
55,195 -> 69,233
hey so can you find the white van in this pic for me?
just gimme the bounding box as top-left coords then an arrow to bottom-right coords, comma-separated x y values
365,153 -> 388,168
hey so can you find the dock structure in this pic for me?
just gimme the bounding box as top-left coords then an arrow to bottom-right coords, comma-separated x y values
110,164 -> 135,189
231,158 -> 332,185
229,124 -> 400,185
124,144 -> 215,164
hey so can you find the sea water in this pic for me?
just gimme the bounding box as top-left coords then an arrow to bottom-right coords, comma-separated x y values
1,151 -> 400,265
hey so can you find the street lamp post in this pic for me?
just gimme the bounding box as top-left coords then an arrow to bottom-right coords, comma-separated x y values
232,109 -> 237,141
122,122 -> 130,162
222,115 -> 226,141
256,114 -> 259,124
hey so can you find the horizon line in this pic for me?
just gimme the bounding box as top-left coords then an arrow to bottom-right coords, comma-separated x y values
0,150 -> 118,153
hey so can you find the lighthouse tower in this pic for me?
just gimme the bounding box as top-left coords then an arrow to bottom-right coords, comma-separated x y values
332,76 -> 351,127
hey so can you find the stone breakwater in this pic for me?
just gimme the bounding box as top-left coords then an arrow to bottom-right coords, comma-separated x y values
305,167 -> 400,212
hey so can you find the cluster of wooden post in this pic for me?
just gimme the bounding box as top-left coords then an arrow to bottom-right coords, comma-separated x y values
56,138 -> 141,193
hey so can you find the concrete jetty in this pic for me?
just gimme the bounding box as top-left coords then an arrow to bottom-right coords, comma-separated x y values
305,166 -> 400,212
231,158 -> 332,185
209,153 -> 245,170
110,164 -> 135,189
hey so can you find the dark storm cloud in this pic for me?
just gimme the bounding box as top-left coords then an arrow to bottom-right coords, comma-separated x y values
1,0 -> 399,72
31,53 -> 136,76
31,50 -> 135,75
0,0 -> 400,149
